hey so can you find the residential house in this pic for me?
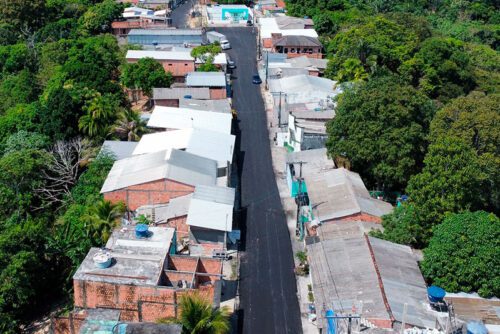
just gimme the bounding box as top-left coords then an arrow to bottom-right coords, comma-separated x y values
206,5 -> 252,24
304,168 -> 393,226
179,97 -> 232,113
132,128 -> 235,174
126,50 -> 196,81
185,72 -> 227,99
286,56 -> 328,76
52,225 -> 223,333
153,87 -> 211,107
271,34 -> 323,59
112,7 -> 169,36
100,149 -> 218,211
307,221 -> 441,332
147,106 -> 232,134
128,29 -> 203,47
258,17 -> 318,49
287,110 -> 335,151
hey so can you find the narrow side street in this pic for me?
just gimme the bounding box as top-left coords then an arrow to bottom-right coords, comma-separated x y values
217,27 -> 303,334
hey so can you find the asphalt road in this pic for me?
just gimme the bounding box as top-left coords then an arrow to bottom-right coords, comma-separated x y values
216,27 -> 303,334
169,0 -> 195,28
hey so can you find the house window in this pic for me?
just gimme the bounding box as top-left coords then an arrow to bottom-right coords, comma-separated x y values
291,48 -> 296,53
168,63 -> 173,66
284,48 -> 288,53
185,63 -> 188,66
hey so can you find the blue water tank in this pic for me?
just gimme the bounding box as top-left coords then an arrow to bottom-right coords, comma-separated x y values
427,286 -> 446,303
467,321 -> 488,334
135,224 -> 149,238
184,95 -> 192,99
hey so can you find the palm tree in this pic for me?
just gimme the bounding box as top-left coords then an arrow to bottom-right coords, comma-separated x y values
159,293 -> 230,334
110,109 -> 148,142
79,94 -> 120,139
84,199 -> 126,244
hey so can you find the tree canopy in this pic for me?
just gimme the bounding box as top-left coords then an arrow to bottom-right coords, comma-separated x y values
121,57 -> 173,97
326,74 -> 435,190
421,211 -> 500,298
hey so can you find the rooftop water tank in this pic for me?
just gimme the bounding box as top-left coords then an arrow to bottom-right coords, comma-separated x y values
427,286 -> 446,303
467,321 -> 488,334
184,95 -> 192,99
93,251 -> 112,269
135,224 -> 149,238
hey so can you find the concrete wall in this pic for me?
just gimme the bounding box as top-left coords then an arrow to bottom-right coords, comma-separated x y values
154,99 -> 180,107
127,58 -> 195,78
103,179 -> 194,211
326,212 -> 383,224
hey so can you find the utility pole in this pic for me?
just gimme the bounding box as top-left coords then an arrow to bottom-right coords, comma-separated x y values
295,161 -> 306,238
265,50 -> 269,89
278,91 -> 282,128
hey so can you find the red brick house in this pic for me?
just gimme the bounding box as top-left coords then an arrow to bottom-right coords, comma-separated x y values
271,34 -> 323,59
185,72 -> 227,99
52,226 -> 223,333
101,149 -> 217,211
126,50 -> 196,82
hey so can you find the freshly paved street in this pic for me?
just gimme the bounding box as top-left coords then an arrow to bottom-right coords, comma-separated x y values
169,0 -> 195,28
217,27 -> 303,334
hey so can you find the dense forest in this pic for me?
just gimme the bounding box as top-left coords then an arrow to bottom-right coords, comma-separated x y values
0,0 -> 175,331
286,0 -> 499,297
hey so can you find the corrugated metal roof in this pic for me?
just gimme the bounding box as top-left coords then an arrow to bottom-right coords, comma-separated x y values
258,17 -> 318,39
179,98 -> 231,113
268,75 -> 341,105
128,29 -> 202,36
100,149 -> 217,193
100,141 -> 138,160
101,150 -> 170,193
369,237 -> 437,328
286,56 -> 328,70
307,222 -> 390,330
306,168 -> 393,222
132,129 -> 193,156
275,16 -> 314,29
126,50 -> 194,61
153,87 -> 210,100
166,149 -> 217,187
136,194 -> 192,223
147,106 -> 232,134
185,72 -> 226,87
273,35 -> 322,47
187,185 -> 235,231
132,129 -> 234,167
186,128 -> 235,167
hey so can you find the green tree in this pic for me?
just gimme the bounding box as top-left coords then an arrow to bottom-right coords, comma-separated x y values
121,58 -> 173,98
372,204 -> 421,246
79,93 -> 122,139
83,199 -> 126,244
0,70 -> 38,113
3,131 -> 49,155
404,137 -> 487,244
111,109 -> 148,141
160,293 -> 231,334
430,92 -> 500,212
0,0 -> 46,30
0,104 -> 39,151
399,37 -> 475,101
421,211 -> 500,297
191,43 -> 222,72
78,0 -> 123,35
325,17 -> 421,81
326,75 -> 436,189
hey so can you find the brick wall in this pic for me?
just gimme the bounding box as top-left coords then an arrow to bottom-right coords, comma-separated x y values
209,88 -> 227,99
154,99 -> 180,107
168,255 -> 198,272
103,178 -> 194,211
126,58 -> 195,78
285,52 -> 323,59
166,215 -> 189,242
262,38 -> 273,48
327,212 -> 383,224
51,310 -> 87,334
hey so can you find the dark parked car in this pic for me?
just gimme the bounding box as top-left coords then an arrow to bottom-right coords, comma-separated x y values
252,74 -> 262,84
227,58 -> 236,69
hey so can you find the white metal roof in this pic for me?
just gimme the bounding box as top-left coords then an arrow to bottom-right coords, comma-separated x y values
100,149 -> 217,193
132,129 -> 193,155
186,128 -> 235,167
186,185 -> 235,232
147,106 -> 232,134
132,128 -> 235,167
194,52 -> 227,65
268,74 -> 342,105
258,17 -> 318,39
185,72 -> 226,87
126,50 -> 194,61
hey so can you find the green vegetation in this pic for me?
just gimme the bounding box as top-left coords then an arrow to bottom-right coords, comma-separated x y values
159,293 -> 231,334
0,0 -> 171,330
288,0 -> 500,296
191,43 -> 223,72
421,211 -> 500,298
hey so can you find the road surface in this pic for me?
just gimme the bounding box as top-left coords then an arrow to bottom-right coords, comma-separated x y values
169,0 -> 195,28
217,27 -> 303,334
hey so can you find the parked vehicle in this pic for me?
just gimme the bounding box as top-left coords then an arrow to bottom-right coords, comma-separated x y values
206,31 -> 231,50
246,19 -> 253,26
252,74 -> 262,84
227,57 -> 236,69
